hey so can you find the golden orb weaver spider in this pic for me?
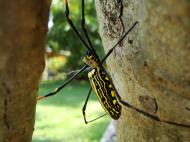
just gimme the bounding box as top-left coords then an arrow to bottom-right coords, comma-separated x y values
38,0 -> 190,128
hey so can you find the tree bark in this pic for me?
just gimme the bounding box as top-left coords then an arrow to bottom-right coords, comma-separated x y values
95,0 -> 190,141
0,0 -> 51,141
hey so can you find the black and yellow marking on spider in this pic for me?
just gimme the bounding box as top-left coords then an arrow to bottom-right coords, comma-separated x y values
88,67 -> 121,119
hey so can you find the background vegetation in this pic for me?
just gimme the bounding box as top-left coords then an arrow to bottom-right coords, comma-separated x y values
33,80 -> 109,142
46,0 -> 104,75
33,0 -> 109,141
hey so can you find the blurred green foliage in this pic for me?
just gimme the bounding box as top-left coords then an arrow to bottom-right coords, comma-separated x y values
33,79 -> 109,142
47,56 -> 66,74
47,0 -> 104,72
35,2 -> 110,141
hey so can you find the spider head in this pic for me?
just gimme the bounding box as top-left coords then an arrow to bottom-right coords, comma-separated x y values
83,51 -> 99,68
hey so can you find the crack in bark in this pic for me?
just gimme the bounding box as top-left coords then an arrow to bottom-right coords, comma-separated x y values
99,0 -> 125,39
2,82 -> 10,130
118,0 -> 125,34
118,0 -> 125,47
3,99 -> 10,130
186,107 -> 190,111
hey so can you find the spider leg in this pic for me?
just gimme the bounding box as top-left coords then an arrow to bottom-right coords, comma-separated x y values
38,64 -> 88,100
81,0 -> 98,58
101,21 -> 138,64
82,86 -> 107,124
65,66 -> 91,76
64,0 -> 93,53
115,92 -> 190,128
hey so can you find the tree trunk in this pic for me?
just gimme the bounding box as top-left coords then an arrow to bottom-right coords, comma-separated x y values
95,0 -> 190,141
0,0 -> 51,141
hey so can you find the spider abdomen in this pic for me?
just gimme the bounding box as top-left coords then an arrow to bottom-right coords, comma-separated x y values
88,67 -> 122,119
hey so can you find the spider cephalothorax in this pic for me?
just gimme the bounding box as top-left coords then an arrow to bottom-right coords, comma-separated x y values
83,51 -> 100,68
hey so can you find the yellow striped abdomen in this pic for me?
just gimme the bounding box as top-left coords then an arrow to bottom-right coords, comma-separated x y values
88,67 -> 121,119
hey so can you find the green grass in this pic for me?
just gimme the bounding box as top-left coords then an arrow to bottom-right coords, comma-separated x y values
32,79 -> 110,142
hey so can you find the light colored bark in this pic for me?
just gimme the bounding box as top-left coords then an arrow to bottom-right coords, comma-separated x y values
95,0 -> 190,141
0,0 -> 51,141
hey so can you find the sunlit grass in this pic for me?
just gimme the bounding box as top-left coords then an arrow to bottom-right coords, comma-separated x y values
32,79 -> 110,142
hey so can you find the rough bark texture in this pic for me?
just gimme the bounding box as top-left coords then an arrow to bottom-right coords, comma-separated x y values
95,0 -> 190,142
0,0 -> 51,141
